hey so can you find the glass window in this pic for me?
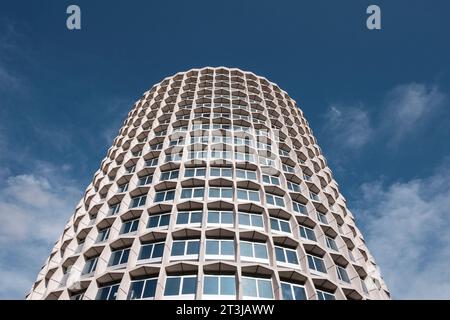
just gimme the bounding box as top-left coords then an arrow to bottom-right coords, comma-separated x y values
171,240 -> 200,258
176,211 -> 202,225
108,247 -> 131,267
108,203 -> 120,216
128,277 -> 157,300
205,239 -> 235,258
262,175 -> 280,185
307,254 -> 327,274
281,282 -> 307,300
242,277 -> 273,299
317,212 -> 328,224
266,194 -> 285,207
120,218 -> 139,234
310,191 -> 320,201
138,174 -> 153,186
210,167 -> 232,178
209,187 -> 233,199
238,212 -> 263,229
180,187 -> 205,199
96,283 -> 119,300
184,167 -> 206,177
82,257 -> 98,275
282,164 -> 295,173
337,266 -> 350,283
317,289 -> 335,300
154,189 -> 175,202
237,189 -> 260,202
240,241 -> 268,261
235,169 -> 257,180
145,158 -> 158,167
160,169 -> 179,181
147,213 -> 170,229
207,211 -> 233,225
117,183 -> 129,193
299,225 -> 316,241
164,276 -> 197,296
293,201 -> 307,215
287,181 -> 301,192
235,152 -> 254,162
130,195 -> 147,208
326,237 -> 339,252
270,217 -> 291,234
96,227 -> 110,243
275,246 -> 299,266
138,242 -> 165,261
203,275 -> 236,297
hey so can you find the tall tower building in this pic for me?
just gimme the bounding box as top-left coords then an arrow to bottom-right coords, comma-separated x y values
27,67 -> 389,300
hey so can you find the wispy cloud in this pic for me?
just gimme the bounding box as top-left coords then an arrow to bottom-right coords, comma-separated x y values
355,160 -> 450,299
323,104 -> 373,149
382,83 -> 445,143
322,83 -> 446,151
0,162 -> 82,299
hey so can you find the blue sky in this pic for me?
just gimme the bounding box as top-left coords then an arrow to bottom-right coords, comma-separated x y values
1,0 -> 450,299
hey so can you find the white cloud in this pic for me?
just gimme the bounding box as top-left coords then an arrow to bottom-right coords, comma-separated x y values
356,161 -> 450,299
323,104 -> 373,149
0,163 -> 82,299
382,83 -> 445,143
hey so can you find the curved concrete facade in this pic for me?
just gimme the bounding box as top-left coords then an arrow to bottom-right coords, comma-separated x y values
27,67 -> 390,300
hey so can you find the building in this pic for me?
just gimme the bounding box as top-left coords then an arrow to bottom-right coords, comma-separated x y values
27,67 -> 390,300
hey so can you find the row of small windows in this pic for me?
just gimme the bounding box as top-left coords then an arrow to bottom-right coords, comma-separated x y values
81,274 -> 337,300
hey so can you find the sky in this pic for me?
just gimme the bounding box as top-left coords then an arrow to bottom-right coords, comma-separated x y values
0,0 -> 450,299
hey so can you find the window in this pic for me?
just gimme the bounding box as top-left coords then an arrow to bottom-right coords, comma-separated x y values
235,152 -> 254,162
203,275 -> 236,298
234,136 -> 253,147
210,150 -> 231,159
282,164 -> 295,173
239,212 -> 263,229
316,212 -> 328,224
173,126 -> 188,132
259,156 -> 275,167
279,149 -> 290,157
180,187 -> 205,199
348,250 -> 356,262
212,123 -> 231,130
154,189 -> 175,202
176,211 -> 202,226
299,225 -> 316,241
337,266 -> 350,283
138,174 -> 153,186
108,247 -> 130,267
147,213 -> 170,229
171,239 -> 200,259
210,167 -> 232,178
70,291 -> 85,300
126,165 -> 136,173
164,276 -> 197,297
310,191 -> 320,201
205,239 -> 235,259
240,241 -> 268,262
160,169 -> 179,181
281,282 -> 307,300
262,175 -> 280,185
145,158 -> 158,167
212,135 -> 231,144
303,173 -> 312,182
96,283 -> 119,300
293,201 -> 307,215
120,218 -> 139,234
235,169 -> 257,180
326,237 -> 339,252
316,289 -> 335,300
128,277 -> 157,300
165,153 -> 183,162
275,246 -> 299,266
117,183 -> 129,193
130,195 -> 146,208
188,151 -> 208,159
184,167 -> 206,177
209,187 -> 233,199
207,211 -> 233,226
170,137 -> 184,146
138,242 -> 164,262
149,143 -> 163,151
192,123 -> 210,130
82,256 -> 98,275
242,277 -> 273,299
190,135 -> 209,144
97,227 -> 110,243
108,203 -> 120,216
361,278 -> 369,294
270,217 -> 291,234
266,193 -> 285,207
307,254 -> 326,274
287,181 -> 301,192
237,188 -> 260,202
